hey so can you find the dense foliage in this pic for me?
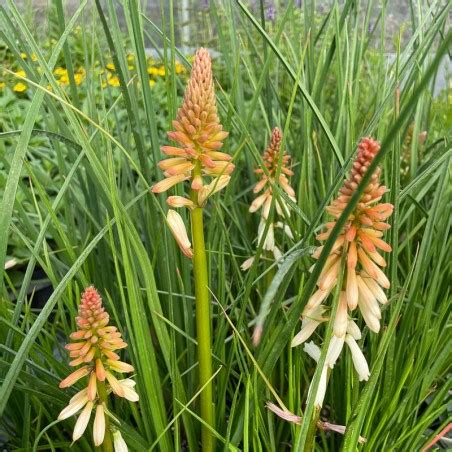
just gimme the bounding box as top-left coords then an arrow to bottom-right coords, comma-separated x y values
0,1 -> 450,450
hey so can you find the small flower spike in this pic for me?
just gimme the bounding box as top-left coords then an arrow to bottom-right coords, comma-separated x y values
250,127 -> 296,220
242,127 -> 296,271
58,286 -> 138,448
152,48 -> 233,257
293,137 -> 393,394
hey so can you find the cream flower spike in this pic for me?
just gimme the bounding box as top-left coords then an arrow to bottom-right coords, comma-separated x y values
292,137 -> 392,400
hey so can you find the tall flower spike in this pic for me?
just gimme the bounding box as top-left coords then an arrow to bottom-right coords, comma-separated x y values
242,127 -> 296,271
152,48 -> 233,201
293,137 -> 393,387
152,48 -> 230,446
58,286 -> 139,448
152,48 -> 234,258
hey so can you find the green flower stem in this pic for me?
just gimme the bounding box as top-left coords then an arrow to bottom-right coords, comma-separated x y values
304,406 -> 321,451
97,381 -> 114,452
190,164 -> 214,452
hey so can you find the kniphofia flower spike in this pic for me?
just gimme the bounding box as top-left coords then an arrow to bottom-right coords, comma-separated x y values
152,48 -> 230,447
249,127 -> 296,219
152,47 -> 233,257
58,286 -> 138,448
242,127 -> 296,270
292,137 -> 394,403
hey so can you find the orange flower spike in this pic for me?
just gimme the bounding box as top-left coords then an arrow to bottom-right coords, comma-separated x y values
304,137 -> 394,334
292,137 -> 393,391
58,286 -> 138,448
152,48 -> 233,200
60,287 -> 135,380
250,127 -> 296,219
242,127 -> 297,274
152,48 -> 233,263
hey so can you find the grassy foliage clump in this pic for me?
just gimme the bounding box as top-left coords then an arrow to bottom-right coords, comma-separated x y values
0,1 -> 450,450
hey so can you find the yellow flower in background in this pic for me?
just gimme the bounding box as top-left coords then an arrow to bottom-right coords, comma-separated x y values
107,75 -> 120,87
13,82 -> 27,92
74,74 -> 84,85
54,67 -> 68,77
149,79 -> 156,87
106,63 -> 115,71
21,52 -> 38,61
74,68 -> 86,85
127,53 -> 135,62
147,64 -> 181,77
0,82 -> 5,90
15,69 -> 26,78
53,67 -> 86,86
59,75 -> 69,86
175,61 -> 186,74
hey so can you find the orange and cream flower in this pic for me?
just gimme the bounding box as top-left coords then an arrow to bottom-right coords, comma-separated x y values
242,127 -> 296,270
152,48 -> 234,258
151,47 -> 233,204
292,137 -> 393,387
58,286 -> 138,447
166,209 -> 193,258
250,127 -> 296,220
